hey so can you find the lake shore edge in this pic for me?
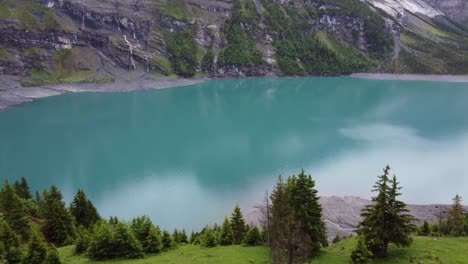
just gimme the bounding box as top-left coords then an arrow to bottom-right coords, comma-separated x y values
2,72 -> 468,111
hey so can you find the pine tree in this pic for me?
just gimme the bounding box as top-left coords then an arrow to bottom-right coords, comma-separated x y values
180,229 -> 188,244
42,186 -> 76,245
350,236 -> 372,264
269,175 -> 304,264
230,205 -> 246,244
75,226 -> 91,254
130,215 -> 153,248
0,180 -> 31,240
419,221 -> 431,236
23,232 -> 48,264
112,222 -> 144,259
70,189 -> 100,229
447,194 -> 465,236
288,169 -> 328,254
357,166 -> 416,258
88,221 -> 114,260
13,177 -> 32,200
0,220 -> 22,264
145,226 -> 162,254
173,229 -> 180,243
44,246 -> 62,264
161,230 -> 175,251
219,217 -> 234,245
189,231 -> 198,244
243,226 -> 261,246
202,227 -> 218,248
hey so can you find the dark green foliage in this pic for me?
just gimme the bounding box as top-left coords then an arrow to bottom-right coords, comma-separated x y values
13,177 -> 32,200
270,171 -> 327,263
260,0 -> 370,75
189,231 -> 199,244
419,221 -> 431,236
165,31 -> 198,77
332,234 -> 342,244
0,220 -> 22,264
42,186 -> 75,245
219,217 -> 234,246
87,221 -> 144,260
70,189 -> 100,229
221,0 -> 263,67
230,205 -> 247,244
0,180 -> 31,240
447,195 -> 465,236
201,45 -> 215,71
23,232 -> 48,264
242,226 -> 261,246
288,170 -> 328,254
44,246 -> 61,264
145,226 -> 162,254
108,216 -> 119,226
179,229 -> 188,244
357,166 -> 416,258
75,226 -> 91,254
201,227 -> 218,248
161,230 -> 176,251
350,236 -> 372,264
130,216 -> 153,248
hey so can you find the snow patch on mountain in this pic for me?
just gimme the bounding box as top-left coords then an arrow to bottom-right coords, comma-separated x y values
370,0 -> 443,19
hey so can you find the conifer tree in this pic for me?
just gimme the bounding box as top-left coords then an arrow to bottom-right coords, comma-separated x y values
357,166 -> 416,258
0,220 -> 22,264
13,177 -> 32,200
219,217 -> 234,245
230,205 -> 246,244
332,234 -> 342,244
130,215 -> 153,248
288,170 -> 328,253
42,186 -> 75,245
70,189 -> 100,229
0,180 -> 31,240
145,226 -> 162,254
243,226 -> 261,246
350,236 -> 372,264
161,230 -> 175,251
112,222 -> 144,259
44,246 -> 62,264
189,231 -> 198,244
447,194 -> 465,236
173,229 -> 180,243
180,229 -> 188,244
75,226 -> 91,254
87,221 -> 113,260
23,232 -> 48,264
419,221 -> 431,236
202,227 -> 218,248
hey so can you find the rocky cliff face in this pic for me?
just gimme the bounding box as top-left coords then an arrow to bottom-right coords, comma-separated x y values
0,0 -> 467,85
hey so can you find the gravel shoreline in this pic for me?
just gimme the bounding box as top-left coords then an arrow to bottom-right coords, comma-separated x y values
0,74 -> 207,111
351,73 -> 468,83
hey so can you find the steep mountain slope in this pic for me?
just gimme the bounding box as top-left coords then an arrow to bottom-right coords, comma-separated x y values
0,0 -> 467,84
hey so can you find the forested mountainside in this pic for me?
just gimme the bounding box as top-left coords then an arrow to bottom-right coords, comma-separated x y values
0,0 -> 467,84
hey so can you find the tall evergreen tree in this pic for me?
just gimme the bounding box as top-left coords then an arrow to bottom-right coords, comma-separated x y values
419,221 -> 431,236
145,226 -> 162,254
0,180 -> 31,240
13,177 -> 32,200
180,229 -> 188,244
357,166 -> 416,258
230,205 -> 246,244
172,229 -> 180,244
447,194 -> 465,236
243,226 -> 262,246
23,232 -> 48,264
201,227 -> 218,248
269,175 -> 305,264
219,217 -> 234,245
161,230 -> 175,251
70,189 -> 100,229
42,186 -> 75,245
288,170 -> 328,254
130,215 -> 153,248
0,220 -> 22,264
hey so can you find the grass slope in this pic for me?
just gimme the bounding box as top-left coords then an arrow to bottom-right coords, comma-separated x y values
59,245 -> 270,264
316,236 -> 468,264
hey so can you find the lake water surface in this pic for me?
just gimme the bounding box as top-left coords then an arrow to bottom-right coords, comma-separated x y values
1,77 -> 467,231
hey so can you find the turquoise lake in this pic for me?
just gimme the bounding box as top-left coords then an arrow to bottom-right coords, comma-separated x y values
1,77 -> 468,230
